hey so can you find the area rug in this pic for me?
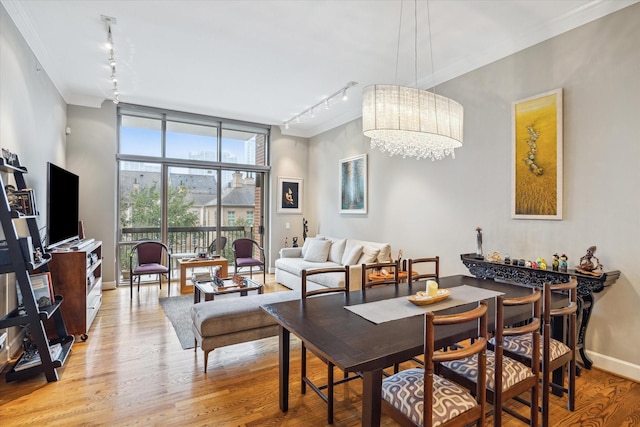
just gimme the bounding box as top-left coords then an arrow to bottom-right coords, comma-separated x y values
159,294 -> 196,350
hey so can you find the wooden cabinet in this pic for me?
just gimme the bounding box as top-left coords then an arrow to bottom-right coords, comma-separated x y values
49,241 -> 103,340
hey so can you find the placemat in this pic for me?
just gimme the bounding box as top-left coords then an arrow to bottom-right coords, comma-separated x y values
344,285 -> 504,324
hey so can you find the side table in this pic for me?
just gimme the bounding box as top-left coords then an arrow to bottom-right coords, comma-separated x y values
177,257 -> 228,295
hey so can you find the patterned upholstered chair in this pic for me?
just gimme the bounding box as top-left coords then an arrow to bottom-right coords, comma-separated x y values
129,240 -> 171,298
439,290 -> 542,427
491,278 -> 577,427
381,302 -> 488,427
301,266 -> 358,424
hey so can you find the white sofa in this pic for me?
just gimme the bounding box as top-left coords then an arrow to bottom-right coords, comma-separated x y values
274,235 -> 392,291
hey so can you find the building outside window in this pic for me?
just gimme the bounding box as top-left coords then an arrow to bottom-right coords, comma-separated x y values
116,104 -> 269,284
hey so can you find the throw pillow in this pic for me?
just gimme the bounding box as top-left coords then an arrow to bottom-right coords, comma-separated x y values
303,239 -> 332,262
328,239 -> 346,264
358,246 -> 380,264
301,237 -> 324,258
342,245 -> 363,265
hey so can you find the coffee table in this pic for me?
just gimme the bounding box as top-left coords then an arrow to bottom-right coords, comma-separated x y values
193,277 -> 263,303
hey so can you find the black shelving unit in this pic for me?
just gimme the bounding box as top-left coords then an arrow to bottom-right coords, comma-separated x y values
0,154 -> 74,382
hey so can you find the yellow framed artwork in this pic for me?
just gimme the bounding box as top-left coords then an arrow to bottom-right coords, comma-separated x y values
512,88 -> 563,219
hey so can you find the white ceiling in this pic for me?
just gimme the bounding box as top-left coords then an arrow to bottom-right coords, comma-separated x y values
3,0 -> 638,138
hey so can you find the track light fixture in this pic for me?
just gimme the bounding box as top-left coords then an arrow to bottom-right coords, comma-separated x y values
101,15 -> 119,104
282,81 -> 358,130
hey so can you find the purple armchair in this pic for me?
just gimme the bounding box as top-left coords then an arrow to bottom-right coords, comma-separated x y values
130,240 -> 171,298
232,238 -> 265,282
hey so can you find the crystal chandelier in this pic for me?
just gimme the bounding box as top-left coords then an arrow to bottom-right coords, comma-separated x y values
362,1 -> 464,161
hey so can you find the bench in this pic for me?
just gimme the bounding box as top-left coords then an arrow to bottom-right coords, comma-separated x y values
190,290 -> 299,372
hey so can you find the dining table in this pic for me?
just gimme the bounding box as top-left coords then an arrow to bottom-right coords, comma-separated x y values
260,274 -> 566,427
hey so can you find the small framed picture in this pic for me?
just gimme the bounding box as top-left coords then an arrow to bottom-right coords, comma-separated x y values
277,177 -> 303,214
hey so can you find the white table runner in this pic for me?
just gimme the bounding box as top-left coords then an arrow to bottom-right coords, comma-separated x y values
344,285 -> 504,324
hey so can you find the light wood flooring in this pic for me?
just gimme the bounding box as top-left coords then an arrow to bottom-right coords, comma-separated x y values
1,275 -> 638,426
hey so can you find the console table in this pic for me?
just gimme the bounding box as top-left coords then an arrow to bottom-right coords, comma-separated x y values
461,253 -> 620,369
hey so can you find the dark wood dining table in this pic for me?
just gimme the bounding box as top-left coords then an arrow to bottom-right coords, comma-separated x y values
261,274 -> 564,426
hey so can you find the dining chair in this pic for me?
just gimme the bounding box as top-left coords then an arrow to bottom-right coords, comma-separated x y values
232,238 -> 265,282
407,256 -> 439,288
361,260 -> 400,297
493,277 -> 578,426
381,301 -> 489,427
439,289 -> 542,427
301,266 -> 358,424
129,240 -> 171,298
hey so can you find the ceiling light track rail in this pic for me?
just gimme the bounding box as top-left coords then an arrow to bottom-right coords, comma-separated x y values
283,81 -> 358,130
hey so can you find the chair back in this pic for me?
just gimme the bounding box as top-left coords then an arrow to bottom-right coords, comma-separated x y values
426,302 -> 488,426
542,277 -> 578,419
407,256 -> 439,286
545,277 -> 578,355
208,236 -> 227,254
133,240 -> 168,266
302,266 -> 350,299
494,289 -> 542,419
361,261 -> 399,296
233,238 -> 256,258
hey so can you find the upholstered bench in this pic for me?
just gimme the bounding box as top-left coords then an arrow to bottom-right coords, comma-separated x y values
190,290 -> 299,372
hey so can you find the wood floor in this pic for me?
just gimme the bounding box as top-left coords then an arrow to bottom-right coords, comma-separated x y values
1,275 -> 638,426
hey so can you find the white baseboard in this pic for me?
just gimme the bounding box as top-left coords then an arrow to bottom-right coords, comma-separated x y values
587,351 -> 640,382
102,280 -> 117,290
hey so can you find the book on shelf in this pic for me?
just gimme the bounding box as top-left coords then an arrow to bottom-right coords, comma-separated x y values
14,343 -> 63,372
17,272 -> 55,309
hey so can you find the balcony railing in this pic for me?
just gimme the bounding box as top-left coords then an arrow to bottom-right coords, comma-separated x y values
119,225 -> 256,283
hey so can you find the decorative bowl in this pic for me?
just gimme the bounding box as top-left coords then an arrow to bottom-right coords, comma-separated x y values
408,289 -> 451,306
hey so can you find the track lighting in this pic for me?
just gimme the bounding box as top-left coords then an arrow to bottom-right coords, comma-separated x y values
282,81 -> 357,130
101,15 -> 119,104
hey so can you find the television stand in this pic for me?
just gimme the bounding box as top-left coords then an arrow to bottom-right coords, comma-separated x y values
70,238 -> 95,250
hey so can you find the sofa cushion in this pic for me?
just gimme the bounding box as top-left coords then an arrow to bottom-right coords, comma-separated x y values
358,246 -> 380,264
347,238 -> 392,263
328,238 -> 346,264
342,244 -> 363,265
275,257 -> 339,277
191,291 -> 298,337
301,237 -> 324,257
303,239 -> 331,262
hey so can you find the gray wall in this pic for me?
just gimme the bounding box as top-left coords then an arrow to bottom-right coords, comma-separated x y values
304,5 -> 640,379
66,102 -> 118,286
0,3 -> 67,363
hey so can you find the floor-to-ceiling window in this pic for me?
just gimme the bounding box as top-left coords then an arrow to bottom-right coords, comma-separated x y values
117,105 -> 269,285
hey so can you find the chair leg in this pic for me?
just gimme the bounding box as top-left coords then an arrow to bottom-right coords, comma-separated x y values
130,273 -> 133,299
543,369 -> 550,427
569,360 -> 576,411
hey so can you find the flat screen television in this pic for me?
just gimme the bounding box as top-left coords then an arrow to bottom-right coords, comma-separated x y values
46,162 -> 80,250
